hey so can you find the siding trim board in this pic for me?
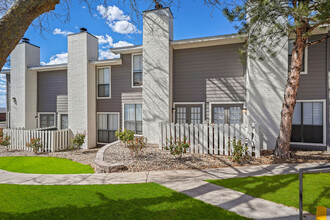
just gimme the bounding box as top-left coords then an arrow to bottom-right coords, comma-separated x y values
173,102 -> 205,123
290,99 -> 326,147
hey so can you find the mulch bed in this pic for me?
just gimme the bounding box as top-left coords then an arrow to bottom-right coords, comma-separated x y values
104,142 -> 330,172
0,146 -> 99,166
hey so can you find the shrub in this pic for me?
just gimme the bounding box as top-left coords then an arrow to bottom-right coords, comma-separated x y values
0,136 -> 10,151
127,136 -> 147,158
26,138 -> 43,154
230,139 -> 249,163
115,129 -> 134,146
165,137 -> 190,159
71,133 -> 86,150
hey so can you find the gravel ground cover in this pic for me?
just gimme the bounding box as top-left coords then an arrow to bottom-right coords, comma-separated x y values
104,142 -> 330,172
0,146 -> 98,166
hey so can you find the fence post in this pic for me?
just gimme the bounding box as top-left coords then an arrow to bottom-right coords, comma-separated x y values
224,124 -> 229,155
199,124 -> 204,154
175,123 -> 180,141
189,124 -> 194,153
254,124 -> 261,157
230,124 -> 235,156
203,123 -> 208,154
159,122 -> 163,150
209,123 -> 213,154
214,124 -> 219,155
194,124 -> 199,153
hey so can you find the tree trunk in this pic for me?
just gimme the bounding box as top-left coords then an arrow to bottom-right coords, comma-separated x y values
0,0 -> 60,71
275,35 -> 306,159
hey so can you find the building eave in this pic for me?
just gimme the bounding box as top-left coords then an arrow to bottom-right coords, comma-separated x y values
0,69 -> 10,74
171,34 -> 247,50
90,58 -> 123,66
110,45 -> 143,55
28,64 -> 68,72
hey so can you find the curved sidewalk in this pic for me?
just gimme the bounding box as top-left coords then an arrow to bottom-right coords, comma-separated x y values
1,163 -> 326,220
0,162 -> 326,185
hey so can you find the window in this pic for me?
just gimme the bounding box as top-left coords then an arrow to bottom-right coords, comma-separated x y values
212,104 -> 243,125
60,114 -> 68,130
288,40 -> 307,74
175,104 -> 203,124
124,104 -> 142,134
39,113 -> 55,128
291,101 -> 324,144
98,67 -> 110,98
98,113 -> 119,143
132,54 -> 142,87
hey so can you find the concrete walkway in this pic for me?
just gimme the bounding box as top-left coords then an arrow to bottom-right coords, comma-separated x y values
0,162 -> 327,219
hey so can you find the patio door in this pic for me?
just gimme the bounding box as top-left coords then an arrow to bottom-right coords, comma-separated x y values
175,104 -> 203,124
98,113 -> 119,143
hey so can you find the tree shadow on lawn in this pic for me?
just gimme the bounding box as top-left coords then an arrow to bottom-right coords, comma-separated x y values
208,173 -> 330,214
0,191 -> 246,220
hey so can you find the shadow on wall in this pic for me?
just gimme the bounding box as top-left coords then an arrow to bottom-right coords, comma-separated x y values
247,47 -> 287,150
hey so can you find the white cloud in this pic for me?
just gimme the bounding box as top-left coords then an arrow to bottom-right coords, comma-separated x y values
97,5 -> 130,22
99,50 -> 120,60
53,28 -> 73,36
95,34 -> 114,46
109,21 -> 141,35
82,6 -> 86,9
113,41 -> 134,48
97,5 -> 140,34
41,52 -> 68,65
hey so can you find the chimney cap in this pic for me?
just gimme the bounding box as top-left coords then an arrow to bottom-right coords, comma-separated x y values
80,27 -> 87,32
22,38 -> 30,43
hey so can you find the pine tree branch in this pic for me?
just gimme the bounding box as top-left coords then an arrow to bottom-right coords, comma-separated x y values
307,33 -> 330,46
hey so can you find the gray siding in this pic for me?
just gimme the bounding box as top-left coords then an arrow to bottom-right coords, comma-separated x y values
57,95 -> 68,113
297,34 -> 327,100
37,70 -> 68,112
97,54 -> 142,128
173,43 -> 245,121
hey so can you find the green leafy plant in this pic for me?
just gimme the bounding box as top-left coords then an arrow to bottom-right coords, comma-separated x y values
115,129 -> 134,146
127,136 -> 147,158
71,133 -> 86,150
165,137 -> 190,159
0,136 -> 10,151
230,139 -> 249,163
26,138 -> 43,154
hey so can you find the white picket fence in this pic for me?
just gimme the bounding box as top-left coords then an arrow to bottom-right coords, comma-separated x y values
3,128 -> 72,152
159,122 -> 262,157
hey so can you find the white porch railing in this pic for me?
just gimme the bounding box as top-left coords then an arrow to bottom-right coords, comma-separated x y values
3,128 -> 72,152
159,122 -> 262,157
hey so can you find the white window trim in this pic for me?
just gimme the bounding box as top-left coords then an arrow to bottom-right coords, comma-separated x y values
173,102 -> 206,123
97,112 -> 120,144
290,99 -> 326,146
289,39 -> 308,75
58,113 -> 68,130
131,53 -> 143,88
38,112 -> 56,128
209,102 -> 245,124
122,102 -> 143,136
97,66 -> 111,99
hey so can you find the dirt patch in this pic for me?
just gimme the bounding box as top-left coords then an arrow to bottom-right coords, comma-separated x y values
0,146 -> 99,166
104,142 -> 330,172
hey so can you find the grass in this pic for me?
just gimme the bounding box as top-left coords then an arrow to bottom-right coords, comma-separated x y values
0,183 -> 247,220
207,173 -> 330,214
0,156 -> 94,174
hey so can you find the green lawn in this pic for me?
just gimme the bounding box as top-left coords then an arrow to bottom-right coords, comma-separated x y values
207,173 -> 330,214
0,183 -> 247,220
0,156 -> 94,174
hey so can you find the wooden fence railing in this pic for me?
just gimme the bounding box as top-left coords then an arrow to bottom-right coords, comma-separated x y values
3,128 -> 72,152
159,122 -> 262,157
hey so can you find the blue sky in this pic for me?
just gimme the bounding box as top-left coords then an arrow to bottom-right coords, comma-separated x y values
0,0 -> 237,108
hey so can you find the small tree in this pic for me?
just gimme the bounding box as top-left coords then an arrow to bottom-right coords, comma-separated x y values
26,138 -> 43,154
71,132 -> 86,150
166,136 -> 190,159
115,129 -> 134,147
0,136 -> 11,151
